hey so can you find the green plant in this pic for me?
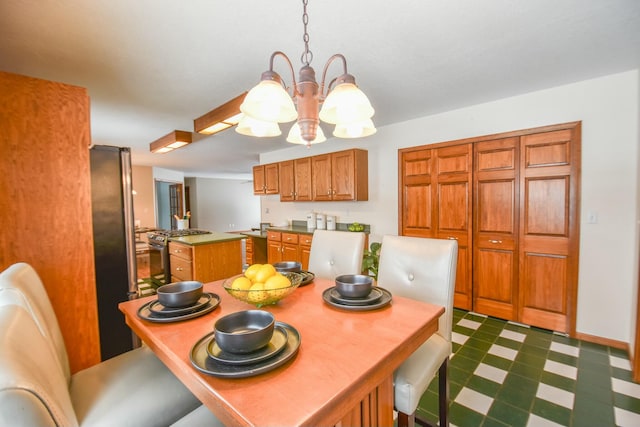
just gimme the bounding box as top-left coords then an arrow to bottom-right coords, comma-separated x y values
362,242 -> 381,280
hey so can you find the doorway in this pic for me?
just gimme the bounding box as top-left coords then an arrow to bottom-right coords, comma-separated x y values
155,180 -> 184,230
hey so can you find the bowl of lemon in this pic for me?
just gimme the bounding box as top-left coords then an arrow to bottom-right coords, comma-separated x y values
223,264 -> 303,307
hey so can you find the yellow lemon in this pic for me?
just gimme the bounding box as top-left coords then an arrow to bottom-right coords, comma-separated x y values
244,264 -> 262,281
254,264 -> 277,284
265,274 -> 292,299
247,282 -> 268,304
231,276 -> 252,291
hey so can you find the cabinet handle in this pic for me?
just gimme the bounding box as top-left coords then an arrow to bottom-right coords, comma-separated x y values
176,267 -> 183,271
488,239 -> 502,244
327,190 -> 331,195
447,236 -> 458,240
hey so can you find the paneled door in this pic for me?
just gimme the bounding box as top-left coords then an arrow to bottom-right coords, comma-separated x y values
400,148 -> 434,237
473,137 -> 519,321
518,129 -> 580,333
435,144 -> 473,310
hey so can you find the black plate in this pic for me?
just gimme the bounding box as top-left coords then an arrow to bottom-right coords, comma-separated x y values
148,293 -> 212,316
137,293 -> 220,323
329,287 -> 384,306
207,325 -> 288,365
322,287 -> 392,311
190,321 -> 300,378
298,271 -> 315,286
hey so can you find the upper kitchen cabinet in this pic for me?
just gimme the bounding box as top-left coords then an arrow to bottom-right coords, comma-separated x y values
312,149 -> 368,201
253,163 -> 279,195
279,157 -> 312,202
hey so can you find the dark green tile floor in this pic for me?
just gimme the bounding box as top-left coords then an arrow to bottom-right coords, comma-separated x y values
416,309 -> 640,427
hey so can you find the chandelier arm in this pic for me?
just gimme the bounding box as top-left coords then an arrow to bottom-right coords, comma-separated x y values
318,54 -> 348,99
269,51 -> 299,97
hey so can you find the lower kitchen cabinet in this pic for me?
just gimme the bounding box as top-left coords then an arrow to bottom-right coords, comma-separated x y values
267,230 -> 313,271
168,240 -> 242,282
245,236 -> 267,265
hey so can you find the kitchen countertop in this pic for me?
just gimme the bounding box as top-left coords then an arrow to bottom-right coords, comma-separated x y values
168,232 -> 244,246
239,231 -> 268,239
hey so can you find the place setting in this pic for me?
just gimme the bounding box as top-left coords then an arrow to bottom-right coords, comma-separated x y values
190,309 -> 301,378
322,274 -> 392,311
137,281 -> 220,323
273,261 -> 315,286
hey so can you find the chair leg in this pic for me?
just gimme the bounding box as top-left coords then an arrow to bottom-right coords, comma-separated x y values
397,411 -> 414,427
438,358 -> 449,427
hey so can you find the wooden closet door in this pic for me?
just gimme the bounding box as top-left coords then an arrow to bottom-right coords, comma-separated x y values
400,149 -> 435,237
473,137 -> 519,321
518,128 -> 580,333
435,144 -> 473,310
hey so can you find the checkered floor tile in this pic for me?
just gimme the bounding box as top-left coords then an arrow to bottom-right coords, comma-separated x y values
416,309 -> 640,427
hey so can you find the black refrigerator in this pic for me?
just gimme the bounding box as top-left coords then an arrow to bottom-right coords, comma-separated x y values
90,145 -> 137,360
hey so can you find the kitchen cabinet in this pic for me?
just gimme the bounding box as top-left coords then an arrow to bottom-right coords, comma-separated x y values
399,122 -> 580,334
267,230 -> 313,270
312,149 -> 368,201
0,71 -> 100,372
245,235 -> 267,265
253,163 -> 279,195
169,239 -> 242,283
279,157 -> 312,202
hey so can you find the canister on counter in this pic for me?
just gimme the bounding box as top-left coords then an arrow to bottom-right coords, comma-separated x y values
316,213 -> 326,230
326,215 -> 336,230
306,212 -> 317,230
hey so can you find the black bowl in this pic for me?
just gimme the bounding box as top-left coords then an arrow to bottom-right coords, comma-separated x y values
214,310 -> 275,354
272,261 -> 302,272
156,281 -> 203,307
335,274 -> 373,298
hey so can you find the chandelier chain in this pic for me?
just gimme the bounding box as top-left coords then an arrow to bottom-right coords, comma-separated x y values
301,0 -> 313,66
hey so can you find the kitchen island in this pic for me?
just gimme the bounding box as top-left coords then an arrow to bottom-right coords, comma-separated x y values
168,232 -> 243,283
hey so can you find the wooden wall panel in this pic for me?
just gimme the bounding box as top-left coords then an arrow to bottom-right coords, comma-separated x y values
0,71 -> 100,372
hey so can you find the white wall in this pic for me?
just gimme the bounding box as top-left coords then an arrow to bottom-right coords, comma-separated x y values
260,70 -> 640,344
187,177 -> 260,232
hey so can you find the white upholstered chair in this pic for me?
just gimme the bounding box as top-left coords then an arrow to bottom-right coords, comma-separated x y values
377,235 -> 458,427
0,262 -> 205,427
307,230 -> 366,279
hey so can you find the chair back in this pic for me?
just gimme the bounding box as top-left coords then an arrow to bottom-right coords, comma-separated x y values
377,235 -> 458,340
0,304 -> 78,426
0,263 -> 70,382
307,230 -> 365,279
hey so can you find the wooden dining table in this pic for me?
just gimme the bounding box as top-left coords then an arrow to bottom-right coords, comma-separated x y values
119,277 -> 444,427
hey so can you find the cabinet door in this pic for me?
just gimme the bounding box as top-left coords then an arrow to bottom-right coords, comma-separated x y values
331,150 -> 356,200
312,154 -> 332,200
264,163 -> 279,194
279,160 -> 295,202
253,165 -> 265,194
294,157 -> 313,201
473,137 -> 519,321
400,149 -> 435,237
518,129 -> 579,333
267,232 -> 282,264
299,235 -> 313,271
435,144 -> 473,310
282,243 -> 300,261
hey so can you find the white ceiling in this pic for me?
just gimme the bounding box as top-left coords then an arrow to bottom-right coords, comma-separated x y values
2,0 -> 639,177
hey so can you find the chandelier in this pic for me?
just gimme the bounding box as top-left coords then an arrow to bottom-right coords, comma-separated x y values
236,0 -> 376,147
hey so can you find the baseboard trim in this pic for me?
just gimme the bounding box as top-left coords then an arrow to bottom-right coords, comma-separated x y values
575,331 -> 629,352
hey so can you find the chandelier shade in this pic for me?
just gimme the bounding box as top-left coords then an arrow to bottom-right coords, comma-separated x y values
240,79 -> 297,123
236,114 -> 282,137
319,82 -> 375,125
287,122 -> 326,144
333,118 -> 377,139
236,0 -> 375,147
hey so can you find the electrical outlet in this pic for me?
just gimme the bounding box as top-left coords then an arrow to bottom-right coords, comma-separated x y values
587,211 -> 598,224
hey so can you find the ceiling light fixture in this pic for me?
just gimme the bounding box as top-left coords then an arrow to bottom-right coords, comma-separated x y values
149,130 -> 192,154
237,0 -> 376,147
194,92 -> 247,135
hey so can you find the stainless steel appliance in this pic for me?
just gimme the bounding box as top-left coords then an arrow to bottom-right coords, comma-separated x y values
147,229 -> 212,285
90,145 -> 138,360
